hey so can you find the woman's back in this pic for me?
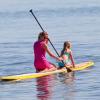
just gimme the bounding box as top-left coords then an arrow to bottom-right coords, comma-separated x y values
34,40 -> 46,61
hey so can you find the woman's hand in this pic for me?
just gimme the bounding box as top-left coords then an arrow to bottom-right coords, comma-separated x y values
56,57 -> 63,61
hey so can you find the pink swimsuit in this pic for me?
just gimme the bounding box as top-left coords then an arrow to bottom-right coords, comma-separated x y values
34,40 -> 52,71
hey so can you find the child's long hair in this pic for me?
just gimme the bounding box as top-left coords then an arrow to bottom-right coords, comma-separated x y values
60,41 -> 71,56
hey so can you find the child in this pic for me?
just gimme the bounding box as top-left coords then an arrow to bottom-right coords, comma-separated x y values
58,41 -> 75,68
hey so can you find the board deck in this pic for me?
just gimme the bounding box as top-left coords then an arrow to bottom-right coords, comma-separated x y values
0,61 -> 94,82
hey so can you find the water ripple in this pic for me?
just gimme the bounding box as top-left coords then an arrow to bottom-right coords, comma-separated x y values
0,6 -> 100,19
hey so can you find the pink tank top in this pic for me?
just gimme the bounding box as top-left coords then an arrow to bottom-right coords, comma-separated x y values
34,40 -> 51,71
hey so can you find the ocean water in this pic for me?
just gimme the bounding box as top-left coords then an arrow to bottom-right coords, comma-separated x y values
0,0 -> 100,100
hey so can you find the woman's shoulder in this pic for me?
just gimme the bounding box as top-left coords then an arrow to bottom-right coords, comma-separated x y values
34,40 -> 45,44
40,40 -> 47,46
34,40 -> 40,44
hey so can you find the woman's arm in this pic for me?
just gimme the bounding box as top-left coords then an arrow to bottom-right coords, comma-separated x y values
43,43 -> 61,61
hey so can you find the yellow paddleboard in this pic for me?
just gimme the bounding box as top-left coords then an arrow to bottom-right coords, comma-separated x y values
0,61 -> 94,82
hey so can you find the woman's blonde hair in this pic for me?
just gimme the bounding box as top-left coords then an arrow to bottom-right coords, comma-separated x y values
38,32 -> 48,40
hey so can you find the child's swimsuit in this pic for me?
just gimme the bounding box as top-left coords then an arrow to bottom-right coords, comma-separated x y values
58,52 -> 71,68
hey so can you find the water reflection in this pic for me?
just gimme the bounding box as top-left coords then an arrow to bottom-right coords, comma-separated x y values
58,72 -> 75,85
58,72 -> 75,100
62,72 -> 75,85
35,72 -> 75,100
36,75 -> 55,100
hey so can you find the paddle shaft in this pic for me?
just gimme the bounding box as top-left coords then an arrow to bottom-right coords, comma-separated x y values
29,9 -> 60,56
29,9 -> 72,72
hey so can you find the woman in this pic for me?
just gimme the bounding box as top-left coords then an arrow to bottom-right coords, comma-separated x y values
34,32 -> 61,72
58,41 -> 75,68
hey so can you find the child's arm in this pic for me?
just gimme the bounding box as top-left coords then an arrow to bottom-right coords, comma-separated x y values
69,51 -> 75,67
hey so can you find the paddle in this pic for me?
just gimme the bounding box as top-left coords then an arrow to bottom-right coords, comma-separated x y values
29,9 -> 72,72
